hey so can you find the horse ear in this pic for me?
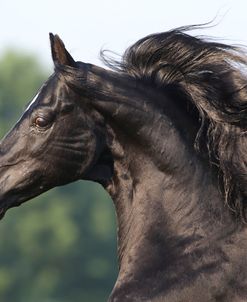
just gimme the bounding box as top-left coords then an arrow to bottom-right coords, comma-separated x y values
49,33 -> 76,67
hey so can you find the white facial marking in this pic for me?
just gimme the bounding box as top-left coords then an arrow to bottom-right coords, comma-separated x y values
14,90 -> 41,125
25,91 -> 40,113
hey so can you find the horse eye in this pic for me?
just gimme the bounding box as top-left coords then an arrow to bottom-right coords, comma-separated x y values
35,116 -> 50,128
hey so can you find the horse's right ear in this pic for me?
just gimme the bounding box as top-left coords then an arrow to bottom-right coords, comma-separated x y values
49,33 -> 76,67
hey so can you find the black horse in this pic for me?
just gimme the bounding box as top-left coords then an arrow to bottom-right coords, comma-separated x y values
1,26 -> 247,301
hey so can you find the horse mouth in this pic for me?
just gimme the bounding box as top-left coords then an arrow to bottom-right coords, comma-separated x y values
0,196 -> 29,221
0,206 -> 7,220
0,199 -> 27,220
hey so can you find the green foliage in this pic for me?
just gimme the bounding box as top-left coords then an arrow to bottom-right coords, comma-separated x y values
0,50 -> 117,302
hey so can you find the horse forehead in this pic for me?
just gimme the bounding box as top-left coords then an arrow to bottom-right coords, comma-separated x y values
25,75 -> 62,112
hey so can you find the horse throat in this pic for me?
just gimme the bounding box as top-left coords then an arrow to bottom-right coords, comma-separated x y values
104,135 -> 241,301
106,148 -> 169,277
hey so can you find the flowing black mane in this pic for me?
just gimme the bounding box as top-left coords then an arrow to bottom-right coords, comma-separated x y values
101,26 -> 247,221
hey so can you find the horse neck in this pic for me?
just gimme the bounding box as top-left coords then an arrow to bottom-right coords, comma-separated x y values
75,63 -> 247,300
106,131 -> 242,300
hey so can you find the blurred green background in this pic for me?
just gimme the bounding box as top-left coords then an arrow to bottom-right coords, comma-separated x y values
0,50 -> 118,302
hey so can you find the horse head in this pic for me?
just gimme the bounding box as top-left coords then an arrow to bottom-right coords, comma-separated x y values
0,34 -> 114,218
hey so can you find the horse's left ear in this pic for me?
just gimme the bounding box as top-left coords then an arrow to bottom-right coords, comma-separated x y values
49,33 -> 76,67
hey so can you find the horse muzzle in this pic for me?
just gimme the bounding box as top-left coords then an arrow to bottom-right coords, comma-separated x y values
0,163 -> 44,220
